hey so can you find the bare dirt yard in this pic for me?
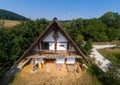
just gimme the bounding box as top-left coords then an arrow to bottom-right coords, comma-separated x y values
10,63 -> 99,85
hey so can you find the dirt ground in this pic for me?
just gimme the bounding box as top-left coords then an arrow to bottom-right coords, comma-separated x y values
10,63 -> 97,85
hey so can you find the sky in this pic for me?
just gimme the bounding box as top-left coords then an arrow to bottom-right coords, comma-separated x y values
0,0 -> 120,20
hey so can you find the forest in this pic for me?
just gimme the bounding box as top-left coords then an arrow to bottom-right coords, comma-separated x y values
0,9 -> 28,21
0,11 -> 120,81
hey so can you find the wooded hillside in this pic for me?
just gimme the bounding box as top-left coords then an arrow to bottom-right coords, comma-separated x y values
61,11 -> 120,42
0,9 -> 28,21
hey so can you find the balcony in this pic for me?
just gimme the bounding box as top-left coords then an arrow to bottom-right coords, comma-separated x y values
30,50 -> 81,59
37,50 -> 76,55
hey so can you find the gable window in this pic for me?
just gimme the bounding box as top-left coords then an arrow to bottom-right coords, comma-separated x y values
59,45 -> 64,47
43,42 -> 49,50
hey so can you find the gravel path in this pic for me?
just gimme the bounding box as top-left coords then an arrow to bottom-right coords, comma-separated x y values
90,45 -> 116,72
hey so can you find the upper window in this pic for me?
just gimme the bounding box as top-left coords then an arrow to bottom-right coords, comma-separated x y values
43,42 -> 49,50
59,45 -> 64,47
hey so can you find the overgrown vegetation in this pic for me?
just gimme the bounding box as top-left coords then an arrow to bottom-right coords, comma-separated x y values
61,11 -> 120,42
0,18 -> 50,78
95,47 -> 120,85
88,58 -> 120,85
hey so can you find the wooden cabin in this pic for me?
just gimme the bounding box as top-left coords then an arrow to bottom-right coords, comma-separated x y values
17,18 -> 89,72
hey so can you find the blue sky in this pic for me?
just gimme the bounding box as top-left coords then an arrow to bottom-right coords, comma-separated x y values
0,0 -> 120,20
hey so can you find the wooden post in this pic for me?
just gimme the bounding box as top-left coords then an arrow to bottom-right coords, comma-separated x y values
67,42 -> 69,55
38,44 -> 40,55
55,41 -> 57,54
53,28 -> 58,54
39,43 -> 42,55
70,44 -> 72,55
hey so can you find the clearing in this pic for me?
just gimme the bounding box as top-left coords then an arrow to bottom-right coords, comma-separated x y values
0,20 -> 20,27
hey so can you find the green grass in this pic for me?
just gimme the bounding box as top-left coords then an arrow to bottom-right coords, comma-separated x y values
93,41 -> 120,45
98,48 -> 120,67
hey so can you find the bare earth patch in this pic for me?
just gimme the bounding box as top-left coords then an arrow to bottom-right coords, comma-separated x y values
10,63 -> 99,85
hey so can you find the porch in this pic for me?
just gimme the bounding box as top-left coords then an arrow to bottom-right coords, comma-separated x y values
31,59 -> 81,73
29,56 -> 80,73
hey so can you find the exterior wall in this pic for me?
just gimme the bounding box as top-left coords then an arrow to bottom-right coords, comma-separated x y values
43,31 -> 68,51
57,43 -> 67,50
34,58 -> 44,64
66,58 -> 75,64
34,58 -> 75,65
43,31 -> 68,42
49,43 -> 55,50
32,29 -> 77,52
56,58 -> 65,64
44,31 -> 54,42
57,31 -> 68,50
57,32 -> 67,42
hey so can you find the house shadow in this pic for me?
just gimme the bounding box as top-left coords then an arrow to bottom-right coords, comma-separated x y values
0,66 -> 20,85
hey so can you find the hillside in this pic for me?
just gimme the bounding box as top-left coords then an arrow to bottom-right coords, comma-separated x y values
0,9 -> 28,21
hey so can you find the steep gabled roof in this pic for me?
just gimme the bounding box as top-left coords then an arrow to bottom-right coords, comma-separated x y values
16,18 -> 89,64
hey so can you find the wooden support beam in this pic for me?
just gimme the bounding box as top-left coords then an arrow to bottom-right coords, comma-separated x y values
38,44 -> 40,55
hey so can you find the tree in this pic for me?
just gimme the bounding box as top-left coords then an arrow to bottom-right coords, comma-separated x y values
100,12 -> 119,28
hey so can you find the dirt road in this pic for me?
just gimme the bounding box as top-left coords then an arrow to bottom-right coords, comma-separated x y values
90,45 -> 116,72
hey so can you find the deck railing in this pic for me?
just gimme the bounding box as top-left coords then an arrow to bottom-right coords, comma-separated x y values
33,50 -> 76,56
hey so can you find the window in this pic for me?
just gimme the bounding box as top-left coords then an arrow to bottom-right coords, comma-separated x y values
59,44 -> 64,47
43,42 -> 49,50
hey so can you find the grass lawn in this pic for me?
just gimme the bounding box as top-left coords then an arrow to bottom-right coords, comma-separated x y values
93,41 -> 120,45
98,47 -> 120,67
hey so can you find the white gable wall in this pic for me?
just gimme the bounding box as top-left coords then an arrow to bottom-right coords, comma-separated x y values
57,32 -> 67,42
43,31 -> 68,42
57,31 -> 68,50
49,43 -> 55,50
44,31 -> 54,42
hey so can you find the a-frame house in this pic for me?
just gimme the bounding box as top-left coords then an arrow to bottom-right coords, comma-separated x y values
17,18 -> 89,71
